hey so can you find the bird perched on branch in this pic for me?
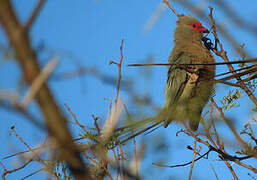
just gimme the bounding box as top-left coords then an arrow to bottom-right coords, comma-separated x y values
113,15 -> 215,146
160,15 -> 215,130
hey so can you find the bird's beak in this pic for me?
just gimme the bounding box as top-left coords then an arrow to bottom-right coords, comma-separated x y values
200,26 -> 209,33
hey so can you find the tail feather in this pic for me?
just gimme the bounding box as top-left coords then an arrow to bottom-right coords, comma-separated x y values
119,121 -> 162,144
113,117 -> 163,145
188,107 -> 202,131
189,114 -> 201,131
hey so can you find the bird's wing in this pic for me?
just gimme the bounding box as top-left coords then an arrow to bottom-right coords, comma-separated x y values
165,51 -> 193,105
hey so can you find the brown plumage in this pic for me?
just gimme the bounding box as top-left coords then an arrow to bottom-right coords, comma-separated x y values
162,15 -> 215,130
114,16 -> 216,145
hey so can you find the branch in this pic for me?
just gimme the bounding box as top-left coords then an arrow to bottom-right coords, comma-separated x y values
217,65 -> 257,81
177,129 -> 257,173
208,7 -> 257,106
162,0 -> 179,17
188,142 -> 201,180
24,0 -> 47,30
153,149 -> 211,168
211,80 -> 241,87
0,0 -> 92,179
109,39 -> 124,104
215,64 -> 257,78
210,98 -> 249,149
127,58 -> 257,67
1,159 -> 34,179
22,57 -> 58,107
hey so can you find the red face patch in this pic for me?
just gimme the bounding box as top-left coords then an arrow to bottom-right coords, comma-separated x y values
189,23 -> 208,33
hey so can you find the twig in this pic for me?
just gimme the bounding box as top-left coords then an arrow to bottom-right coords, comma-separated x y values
1,129 -> 49,179
10,126 -> 53,169
210,80 -> 241,87
215,64 -> 257,78
233,159 -> 257,173
109,39 -> 124,105
223,160 -> 238,180
243,123 -> 257,145
217,66 -> 257,81
178,129 -> 253,161
210,105 -> 221,149
176,129 -> 210,147
11,126 -> 33,151
113,147 -> 121,179
242,73 -> 257,82
127,58 -> 257,67
64,103 -> 89,133
92,115 -> 101,136
179,129 -> 256,176
153,149 -> 211,168
208,7 -> 257,106
162,0 -> 179,16
210,98 -> 249,149
21,168 -> 44,180
1,158 -> 34,179
118,144 -> 125,180
0,161 -> 7,180
22,57 -> 58,108
24,0 -> 46,30
188,141 -> 201,180
210,164 -> 219,180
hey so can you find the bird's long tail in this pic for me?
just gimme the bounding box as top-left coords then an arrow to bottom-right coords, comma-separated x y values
112,116 -> 164,146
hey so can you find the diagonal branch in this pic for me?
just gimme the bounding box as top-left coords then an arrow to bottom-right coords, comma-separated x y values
24,0 -> 47,30
0,0 -> 92,179
217,65 -> 257,81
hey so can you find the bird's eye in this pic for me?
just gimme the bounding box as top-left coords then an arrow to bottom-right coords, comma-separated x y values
192,24 -> 196,28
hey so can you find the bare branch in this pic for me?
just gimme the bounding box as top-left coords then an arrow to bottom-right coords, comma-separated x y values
127,58 -> 257,67
208,7 -> 257,106
22,57 -> 58,107
0,0 -> 92,178
162,0 -> 179,16
188,141 -> 201,180
24,0 -> 47,30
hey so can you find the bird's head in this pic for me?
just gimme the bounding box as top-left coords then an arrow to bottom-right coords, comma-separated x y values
174,15 -> 209,42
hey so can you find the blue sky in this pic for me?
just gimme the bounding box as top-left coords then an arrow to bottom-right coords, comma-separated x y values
0,0 -> 257,179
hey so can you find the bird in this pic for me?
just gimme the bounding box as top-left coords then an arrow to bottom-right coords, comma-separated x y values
161,15 -> 216,131
113,15 -> 215,146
